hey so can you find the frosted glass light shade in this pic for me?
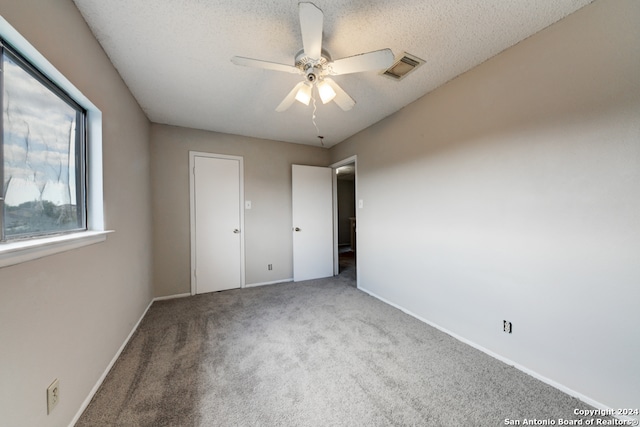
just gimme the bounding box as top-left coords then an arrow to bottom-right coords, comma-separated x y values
318,80 -> 336,104
295,83 -> 312,105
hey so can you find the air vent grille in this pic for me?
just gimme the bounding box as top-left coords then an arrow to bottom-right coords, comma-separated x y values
383,53 -> 425,81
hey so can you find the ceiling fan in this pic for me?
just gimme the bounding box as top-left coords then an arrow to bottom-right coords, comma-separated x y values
231,2 -> 394,112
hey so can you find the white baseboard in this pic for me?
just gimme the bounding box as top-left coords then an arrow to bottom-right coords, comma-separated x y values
358,286 -> 629,422
69,298 -> 154,427
153,292 -> 191,301
244,278 -> 293,288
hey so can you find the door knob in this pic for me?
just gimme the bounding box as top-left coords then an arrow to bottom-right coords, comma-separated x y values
294,227 -> 301,232
233,229 -> 240,234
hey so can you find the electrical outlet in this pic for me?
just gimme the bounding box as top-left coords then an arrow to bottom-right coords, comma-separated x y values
268,264 -> 273,271
503,320 -> 513,334
47,379 -> 59,414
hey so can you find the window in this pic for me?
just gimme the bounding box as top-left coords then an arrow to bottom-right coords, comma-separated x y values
1,40 -> 87,241
0,16 -> 106,268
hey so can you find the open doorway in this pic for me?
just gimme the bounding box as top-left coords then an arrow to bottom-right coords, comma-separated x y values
332,156 -> 357,284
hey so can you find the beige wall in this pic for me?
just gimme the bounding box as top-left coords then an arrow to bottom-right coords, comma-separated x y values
331,0 -> 639,413
0,1 -> 153,426
151,124 -> 330,296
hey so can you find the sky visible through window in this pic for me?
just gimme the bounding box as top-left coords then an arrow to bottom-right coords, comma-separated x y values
2,50 -> 82,237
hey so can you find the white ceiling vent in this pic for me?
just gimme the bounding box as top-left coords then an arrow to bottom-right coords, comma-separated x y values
383,53 -> 425,81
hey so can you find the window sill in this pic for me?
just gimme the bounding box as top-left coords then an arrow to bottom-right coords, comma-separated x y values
0,230 -> 113,269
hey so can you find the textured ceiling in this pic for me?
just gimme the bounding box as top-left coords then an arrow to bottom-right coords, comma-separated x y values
72,0 -> 593,148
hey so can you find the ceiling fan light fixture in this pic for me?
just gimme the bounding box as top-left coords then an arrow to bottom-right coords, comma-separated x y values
317,80 -> 336,104
295,82 -> 312,105
232,2 -> 392,113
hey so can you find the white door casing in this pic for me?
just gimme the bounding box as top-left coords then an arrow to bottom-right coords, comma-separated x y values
292,164 -> 333,282
190,152 -> 245,294
331,155 -> 357,280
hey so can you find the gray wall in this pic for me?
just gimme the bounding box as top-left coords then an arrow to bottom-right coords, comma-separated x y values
330,0 -> 639,413
151,124 -> 330,296
0,0 -> 153,425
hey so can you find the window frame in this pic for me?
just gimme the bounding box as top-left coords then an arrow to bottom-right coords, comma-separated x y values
1,41 -> 88,241
0,16 -> 109,269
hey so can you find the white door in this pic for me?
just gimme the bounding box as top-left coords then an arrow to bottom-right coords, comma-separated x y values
190,153 -> 244,294
292,165 -> 333,281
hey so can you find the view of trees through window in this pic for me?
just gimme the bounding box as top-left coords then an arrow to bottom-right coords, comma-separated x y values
1,43 -> 86,240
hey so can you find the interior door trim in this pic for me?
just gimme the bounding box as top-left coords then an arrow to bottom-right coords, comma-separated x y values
330,155 -> 358,288
189,151 -> 245,295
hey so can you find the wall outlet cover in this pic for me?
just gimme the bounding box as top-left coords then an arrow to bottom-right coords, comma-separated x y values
47,378 -> 60,414
503,320 -> 513,334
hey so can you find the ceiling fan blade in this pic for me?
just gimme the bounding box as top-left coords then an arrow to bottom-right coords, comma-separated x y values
299,2 -> 323,59
329,49 -> 395,75
276,81 -> 307,112
231,56 -> 301,74
324,78 -> 355,111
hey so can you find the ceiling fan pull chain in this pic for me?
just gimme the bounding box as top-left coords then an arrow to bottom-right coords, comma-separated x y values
311,95 -> 323,146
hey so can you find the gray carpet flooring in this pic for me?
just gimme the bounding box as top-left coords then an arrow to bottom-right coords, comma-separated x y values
77,268 -> 609,426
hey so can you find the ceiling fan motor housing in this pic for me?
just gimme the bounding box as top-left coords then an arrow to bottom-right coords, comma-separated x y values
296,49 -> 331,84
305,67 -> 317,82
